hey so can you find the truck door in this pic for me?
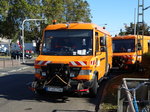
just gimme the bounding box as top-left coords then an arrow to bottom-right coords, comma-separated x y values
95,33 -> 107,79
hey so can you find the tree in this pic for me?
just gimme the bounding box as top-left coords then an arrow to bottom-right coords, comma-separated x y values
0,0 -> 41,41
0,0 -> 9,21
119,22 -> 150,36
42,0 -> 65,23
41,0 -> 91,23
0,0 -> 92,42
73,0 -> 91,22
63,0 -> 91,22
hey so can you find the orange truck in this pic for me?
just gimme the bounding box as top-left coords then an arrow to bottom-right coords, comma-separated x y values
31,22 -> 112,96
112,35 -> 150,70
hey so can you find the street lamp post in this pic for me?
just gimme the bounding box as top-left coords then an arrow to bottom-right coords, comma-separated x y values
21,19 -> 47,63
143,6 -> 150,11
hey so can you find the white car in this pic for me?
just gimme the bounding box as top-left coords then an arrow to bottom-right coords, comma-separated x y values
0,45 -> 8,55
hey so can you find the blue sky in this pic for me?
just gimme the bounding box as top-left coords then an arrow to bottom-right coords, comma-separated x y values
88,0 -> 150,36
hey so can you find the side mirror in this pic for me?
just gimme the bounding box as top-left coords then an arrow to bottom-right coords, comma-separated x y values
100,36 -> 106,46
137,43 -> 142,50
100,46 -> 106,52
138,47 -> 142,50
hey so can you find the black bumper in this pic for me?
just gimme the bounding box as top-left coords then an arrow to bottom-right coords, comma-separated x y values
29,78 -> 94,93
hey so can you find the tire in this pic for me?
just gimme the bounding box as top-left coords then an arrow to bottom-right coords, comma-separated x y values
89,75 -> 98,97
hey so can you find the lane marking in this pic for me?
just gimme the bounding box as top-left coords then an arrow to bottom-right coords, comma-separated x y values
0,66 -> 31,77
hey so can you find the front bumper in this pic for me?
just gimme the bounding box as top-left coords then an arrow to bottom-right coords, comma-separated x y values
28,78 -> 94,94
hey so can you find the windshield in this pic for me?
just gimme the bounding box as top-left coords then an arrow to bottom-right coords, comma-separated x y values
113,39 -> 135,53
42,30 -> 93,56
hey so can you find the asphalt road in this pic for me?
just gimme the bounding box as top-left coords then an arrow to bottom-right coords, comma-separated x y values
0,68 -> 96,112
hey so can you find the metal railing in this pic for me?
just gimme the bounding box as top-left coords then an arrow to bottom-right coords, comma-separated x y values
0,56 -> 21,68
117,78 -> 150,112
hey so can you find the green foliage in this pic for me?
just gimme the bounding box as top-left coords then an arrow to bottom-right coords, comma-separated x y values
0,0 -> 10,21
63,0 -> 91,22
119,22 -> 150,36
0,0 -> 91,42
42,0 -> 65,23
0,0 -> 39,41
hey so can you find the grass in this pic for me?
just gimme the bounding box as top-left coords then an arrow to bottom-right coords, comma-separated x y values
101,103 -> 117,110
0,55 -> 11,58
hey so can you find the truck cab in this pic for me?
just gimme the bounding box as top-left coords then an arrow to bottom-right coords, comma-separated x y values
112,35 -> 149,70
31,22 -> 112,96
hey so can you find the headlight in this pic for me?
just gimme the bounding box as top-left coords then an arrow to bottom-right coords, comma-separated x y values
79,70 -> 91,75
35,68 -> 41,74
41,72 -> 46,76
70,67 -> 81,77
70,69 -> 91,77
70,72 -> 75,77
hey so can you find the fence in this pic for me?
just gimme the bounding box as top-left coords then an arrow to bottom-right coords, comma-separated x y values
0,58 -> 21,68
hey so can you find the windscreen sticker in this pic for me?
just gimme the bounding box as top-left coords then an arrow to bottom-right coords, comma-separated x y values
77,49 -> 86,55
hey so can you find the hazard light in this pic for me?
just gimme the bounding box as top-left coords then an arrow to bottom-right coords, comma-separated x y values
52,20 -> 57,24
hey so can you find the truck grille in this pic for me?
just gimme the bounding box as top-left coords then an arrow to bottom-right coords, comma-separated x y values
41,63 -> 70,87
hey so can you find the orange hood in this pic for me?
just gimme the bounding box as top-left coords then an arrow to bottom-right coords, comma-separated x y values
35,55 -> 94,67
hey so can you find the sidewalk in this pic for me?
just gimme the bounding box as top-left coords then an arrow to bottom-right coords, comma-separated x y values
0,59 -> 34,75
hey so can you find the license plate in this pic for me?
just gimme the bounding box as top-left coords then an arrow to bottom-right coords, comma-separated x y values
45,86 -> 63,92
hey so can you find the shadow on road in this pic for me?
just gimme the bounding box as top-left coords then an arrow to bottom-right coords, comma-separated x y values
0,72 -> 97,105
52,110 -> 94,112
0,73 -> 35,101
22,62 -> 34,66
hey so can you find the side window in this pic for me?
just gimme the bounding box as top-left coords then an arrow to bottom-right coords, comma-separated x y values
95,32 -> 99,52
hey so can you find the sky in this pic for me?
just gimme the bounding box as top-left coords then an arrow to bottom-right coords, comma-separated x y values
88,0 -> 150,36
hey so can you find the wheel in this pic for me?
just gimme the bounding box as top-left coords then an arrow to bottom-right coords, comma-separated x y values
89,75 -> 98,97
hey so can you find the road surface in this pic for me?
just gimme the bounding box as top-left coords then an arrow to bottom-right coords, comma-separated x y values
0,68 -> 96,112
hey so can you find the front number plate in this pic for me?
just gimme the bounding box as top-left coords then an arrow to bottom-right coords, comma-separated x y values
45,87 -> 63,92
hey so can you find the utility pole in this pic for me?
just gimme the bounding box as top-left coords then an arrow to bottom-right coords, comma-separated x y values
21,19 -> 47,63
137,0 -> 144,36
137,0 -> 150,56
137,0 -> 144,57
134,8 -> 136,35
